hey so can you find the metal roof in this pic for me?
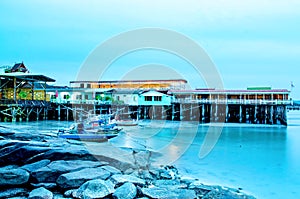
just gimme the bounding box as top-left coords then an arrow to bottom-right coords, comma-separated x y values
168,89 -> 290,94
69,79 -> 187,84
0,72 -> 55,82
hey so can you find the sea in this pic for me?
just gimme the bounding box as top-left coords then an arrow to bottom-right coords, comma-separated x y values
1,110 -> 300,199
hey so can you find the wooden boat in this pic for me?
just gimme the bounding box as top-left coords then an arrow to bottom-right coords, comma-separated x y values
58,133 -> 118,142
116,120 -> 138,126
57,122 -> 122,142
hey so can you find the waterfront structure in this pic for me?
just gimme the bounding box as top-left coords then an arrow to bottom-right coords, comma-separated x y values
0,63 -> 55,121
49,81 -> 291,125
0,69 -> 292,125
168,88 -> 290,124
69,79 -> 187,90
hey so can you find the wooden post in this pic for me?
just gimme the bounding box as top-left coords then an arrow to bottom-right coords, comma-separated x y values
239,105 -> 242,123
58,105 -> 61,121
31,81 -> 34,100
225,105 -> 229,123
26,108 -> 29,122
270,106 -> 274,124
215,104 -> 218,122
12,107 -> 16,122
36,108 -> 39,121
180,104 -> 183,121
13,77 -> 17,101
66,107 -> 69,121
172,104 -> 175,121
202,104 -> 205,123
137,106 -> 140,121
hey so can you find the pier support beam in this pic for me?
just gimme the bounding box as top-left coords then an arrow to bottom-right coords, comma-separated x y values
239,105 -> 242,123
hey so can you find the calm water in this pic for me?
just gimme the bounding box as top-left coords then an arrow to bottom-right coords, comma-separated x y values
1,111 -> 300,199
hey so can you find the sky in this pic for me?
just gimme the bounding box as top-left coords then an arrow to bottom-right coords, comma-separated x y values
0,0 -> 299,98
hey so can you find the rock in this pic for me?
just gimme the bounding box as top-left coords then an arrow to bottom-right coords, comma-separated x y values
141,187 -> 196,199
189,181 -> 214,191
0,127 -> 15,137
112,182 -> 137,199
53,193 -> 73,199
57,167 -> 111,189
64,190 -> 77,197
21,159 -> 51,173
101,165 -> 122,175
28,187 -> 53,199
0,168 -> 29,186
153,180 -> 187,189
73,179 -> 114,199
32,160 -> 104,183
30,183 -> 57,190
133,150 -> 152,169
124,168 -> 135,175
0,145 -> 51,165
110,174 -> 146,187
202,189 -> 255,199
0,188 -> 28,198
30,145 -> 98,163
137,170 -> 153,180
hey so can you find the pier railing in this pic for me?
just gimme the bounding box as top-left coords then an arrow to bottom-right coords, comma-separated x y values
50,99 -> 112,105
171,98 -> 292,105
49,98 -> 292,106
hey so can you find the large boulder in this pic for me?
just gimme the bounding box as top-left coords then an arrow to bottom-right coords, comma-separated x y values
0,167 -> 29,186
141,187 -> 196,199
101,165 -> 122,175
28,187 -> 53,199
153,180 -> 187,189
29,145 -> 97,163
110,174 -> 146,187
32,160 -> 104,183
21,159 -> 51,173
73,179 -> 115,199
0,142 -> 52,165
0,188 -> 29,198
112,182 -> 137,199
57,167 -> 111,189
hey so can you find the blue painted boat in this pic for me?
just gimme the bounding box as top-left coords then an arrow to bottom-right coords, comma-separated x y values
58,133 -> 118,142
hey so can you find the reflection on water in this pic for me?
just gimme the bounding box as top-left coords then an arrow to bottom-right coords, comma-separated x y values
1,111 -> 300,198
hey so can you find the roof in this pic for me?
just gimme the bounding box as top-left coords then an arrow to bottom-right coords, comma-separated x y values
141,90 -> 166,97
168,89 -> 290,95
0,72 -> 55,82
69,79 -> 188,84
11,63 -> 28,72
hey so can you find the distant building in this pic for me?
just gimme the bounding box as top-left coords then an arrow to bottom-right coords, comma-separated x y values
5,62 -> 29,73
69,79 -> 187,90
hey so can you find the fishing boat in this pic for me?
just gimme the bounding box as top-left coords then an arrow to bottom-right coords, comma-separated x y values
115,120 -> 139,126
57,122 -> 122,142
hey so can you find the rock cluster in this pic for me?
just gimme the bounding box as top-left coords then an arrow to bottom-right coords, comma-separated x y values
0,126 -> 256,199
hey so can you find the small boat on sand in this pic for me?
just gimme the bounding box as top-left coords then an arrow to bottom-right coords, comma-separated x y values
116,120 -> 138,126
58,133 -> 118,142
58,122 -> 122,142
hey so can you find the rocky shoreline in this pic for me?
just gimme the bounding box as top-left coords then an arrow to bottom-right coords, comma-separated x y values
0,126 -> 256,199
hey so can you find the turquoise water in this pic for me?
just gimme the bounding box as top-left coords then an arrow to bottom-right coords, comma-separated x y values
111,111 -> 300,199
1,111 -> 300,198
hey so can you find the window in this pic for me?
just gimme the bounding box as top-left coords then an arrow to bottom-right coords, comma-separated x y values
145,96 -> 152,101
154,96 -> 162,101
76,95 -> 82,100
85,95 -> 89,100
86,84 -> 91,88
80,83 -> 84,88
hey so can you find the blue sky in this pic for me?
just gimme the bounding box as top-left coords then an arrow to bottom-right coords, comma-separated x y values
0,0 -> 299,98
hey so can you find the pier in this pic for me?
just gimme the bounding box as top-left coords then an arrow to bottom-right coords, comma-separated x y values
0,73 -> 292,125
